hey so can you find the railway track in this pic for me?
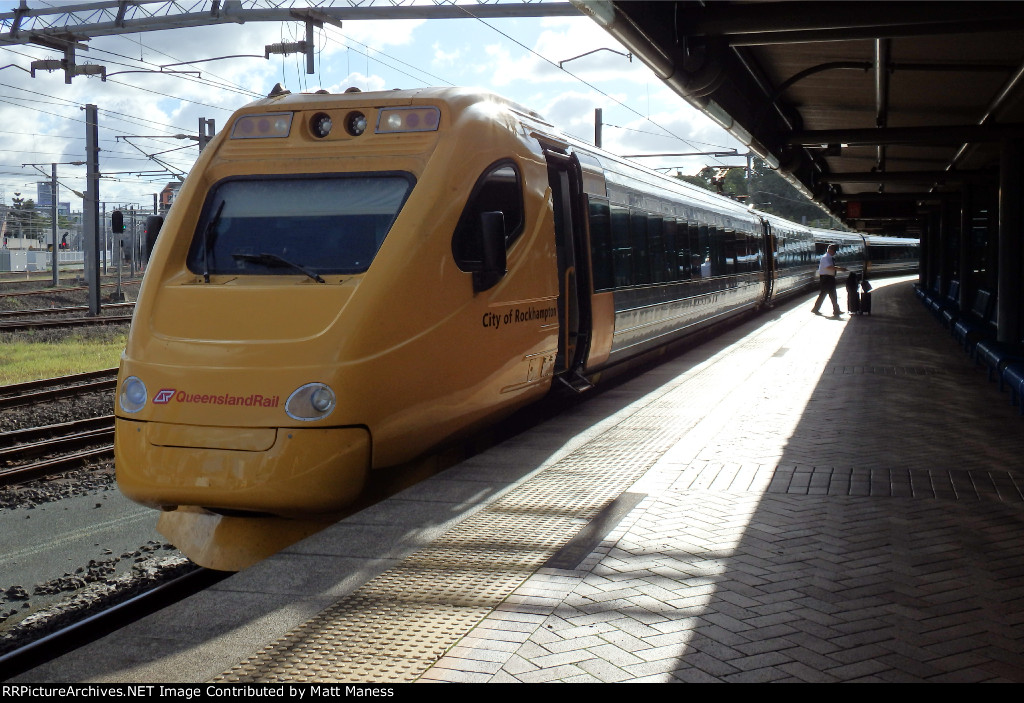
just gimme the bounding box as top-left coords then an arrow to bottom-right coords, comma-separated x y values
0,369 -> 118,411
0,302 -> 135,320
0,415 -> 116,487
0,311 -> 134,332
0,370 -> 119,485
0,279 -> 141,300
0,566 -> 227,680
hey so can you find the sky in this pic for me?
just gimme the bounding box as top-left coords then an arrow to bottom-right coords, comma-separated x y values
0,1 -> 746,213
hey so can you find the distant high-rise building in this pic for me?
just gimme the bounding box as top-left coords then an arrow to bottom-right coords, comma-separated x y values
36,181 -> 55,208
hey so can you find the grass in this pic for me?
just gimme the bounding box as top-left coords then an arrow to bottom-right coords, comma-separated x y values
0,329 -> 127,385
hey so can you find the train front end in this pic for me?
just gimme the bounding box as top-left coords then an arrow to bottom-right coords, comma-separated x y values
114,88 -> 561,570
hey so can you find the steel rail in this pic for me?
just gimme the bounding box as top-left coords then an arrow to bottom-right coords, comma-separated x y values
0,370 -> 117,410
0,280 -> 141,299
0,415 -> 116,448
0,303 -> 135,319
0,446 -> 115,487
0,315 -> 133,332
0,427 -> 115,464
0,567 -> 228,680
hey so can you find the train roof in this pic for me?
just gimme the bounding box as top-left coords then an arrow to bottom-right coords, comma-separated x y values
232,86 -> 912,242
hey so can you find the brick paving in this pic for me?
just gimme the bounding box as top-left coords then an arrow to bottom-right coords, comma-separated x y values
421,277 -> 1024,683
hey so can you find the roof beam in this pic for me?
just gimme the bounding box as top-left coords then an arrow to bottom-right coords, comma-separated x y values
822,170 -> 994,185
837,192 -> 950,202
0,1 -> 580,47
788,124 -> 1024,148
674,1 -> 1024,45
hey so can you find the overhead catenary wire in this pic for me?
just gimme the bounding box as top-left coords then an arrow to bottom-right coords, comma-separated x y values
446,0 -> 732,169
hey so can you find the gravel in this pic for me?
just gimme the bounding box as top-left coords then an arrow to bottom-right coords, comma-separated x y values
0,551 -> 196,658
0,388 -> 115,434
0,278 -> 141,312
0,368 -> 198,659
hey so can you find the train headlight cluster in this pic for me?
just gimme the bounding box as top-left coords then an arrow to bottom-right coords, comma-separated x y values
119,376 -> 148,414
230,112 -> 293,139
286,382 -> 337,421
375,107 -> 440,134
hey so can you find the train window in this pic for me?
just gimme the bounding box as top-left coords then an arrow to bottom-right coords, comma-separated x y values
722,229 -> 737,275
648,215 -> 666,283
670,219 -> 690,280
185,174 -> 414,277
693,223 -> 710,278
452,161 -> 525,271
588,199 -> 615,291
629,209 -> 651,286
707,226 -> 726,276
663,218 -> 679,282
611,204 -> 631,287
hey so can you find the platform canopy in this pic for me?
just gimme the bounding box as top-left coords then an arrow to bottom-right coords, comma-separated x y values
575,1 -> 1024,235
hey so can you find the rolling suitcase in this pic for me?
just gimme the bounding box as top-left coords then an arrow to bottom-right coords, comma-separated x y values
847,290 -> 861,314
860,279 -> 872,315
845,273 -> 861,314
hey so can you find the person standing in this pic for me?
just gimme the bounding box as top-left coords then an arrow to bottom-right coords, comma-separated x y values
811,243 -> 847,316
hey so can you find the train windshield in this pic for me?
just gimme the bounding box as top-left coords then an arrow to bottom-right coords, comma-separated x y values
186,173 -> 414,278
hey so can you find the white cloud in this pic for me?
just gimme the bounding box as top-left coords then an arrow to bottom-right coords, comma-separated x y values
432,42 -> 461,67
0,13 -> 736,207
326,72 -> 387,94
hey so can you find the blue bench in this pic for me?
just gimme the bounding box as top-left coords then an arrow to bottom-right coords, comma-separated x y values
933,280 -> 960,328
952,289 -> 995,355
1003,363 -> 1024,413
916,275 -> 942,307
977,336 -> 1024,385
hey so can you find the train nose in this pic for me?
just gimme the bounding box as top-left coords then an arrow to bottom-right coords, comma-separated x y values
115,419 -> 370,518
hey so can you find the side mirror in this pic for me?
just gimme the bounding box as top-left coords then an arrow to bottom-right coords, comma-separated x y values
144,215 -> 164,259
473,211 -> 507,293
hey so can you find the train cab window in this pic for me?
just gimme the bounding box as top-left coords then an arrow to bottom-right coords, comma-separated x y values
452,162 -> 524,271
186,174 -> 414,278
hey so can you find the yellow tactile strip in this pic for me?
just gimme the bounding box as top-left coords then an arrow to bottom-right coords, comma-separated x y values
212,426 -> 669,683
212,301 -> 809,684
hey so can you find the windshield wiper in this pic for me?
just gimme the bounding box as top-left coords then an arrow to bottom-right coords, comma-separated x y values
202,200 -> 226,283
231,252 -> 326,283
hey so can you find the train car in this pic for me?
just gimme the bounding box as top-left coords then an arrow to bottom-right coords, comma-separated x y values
760,211 -> 816,302
808,228 -> 868,275
864,234 -> 920,276
114,86 -> 911,570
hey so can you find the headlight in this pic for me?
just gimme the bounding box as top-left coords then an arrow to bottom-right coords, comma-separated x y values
286,382 -> 336,421
119,376 -> 147,413
310,112 -> 333,138
345,111 -> 367,136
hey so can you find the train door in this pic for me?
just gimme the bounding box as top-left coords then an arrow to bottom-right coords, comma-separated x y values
543,147 -> 593,391
761,218 -> 776,305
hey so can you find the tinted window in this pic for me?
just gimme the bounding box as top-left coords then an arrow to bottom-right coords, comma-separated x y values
588,199 -> 614,291
611,205 -> 631,286
186,174 -> 413,276
452,163 -> 524,270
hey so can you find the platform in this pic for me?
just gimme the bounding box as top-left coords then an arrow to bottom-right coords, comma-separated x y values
14,275 -> 1024,683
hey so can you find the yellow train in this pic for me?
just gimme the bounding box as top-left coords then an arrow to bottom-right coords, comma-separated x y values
115,87 -> 916,570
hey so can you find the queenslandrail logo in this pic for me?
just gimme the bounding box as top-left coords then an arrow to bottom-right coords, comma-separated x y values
152,388 -> 280,408
153,389 -> 176,404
